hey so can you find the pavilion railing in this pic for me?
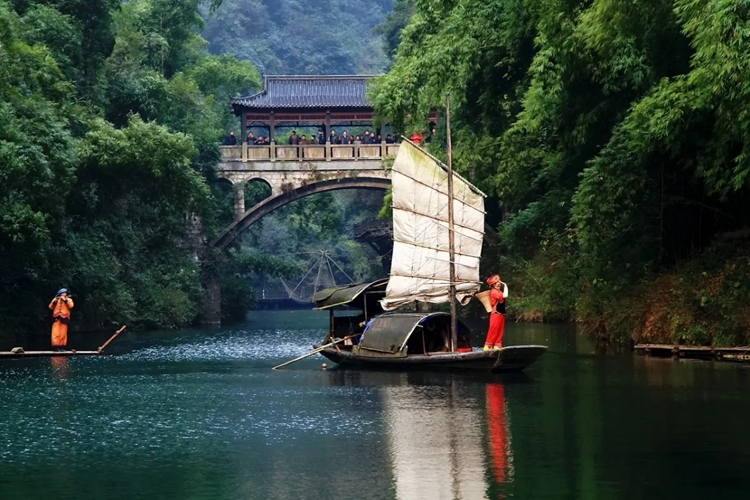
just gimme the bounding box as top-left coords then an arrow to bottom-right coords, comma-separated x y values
219,143 -> 400,162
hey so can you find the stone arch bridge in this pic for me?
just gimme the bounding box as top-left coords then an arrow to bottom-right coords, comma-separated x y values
213,143 -> 396,249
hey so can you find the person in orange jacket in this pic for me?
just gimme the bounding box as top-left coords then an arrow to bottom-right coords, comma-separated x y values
483,275 -> 508,350
49,288 -> 74,350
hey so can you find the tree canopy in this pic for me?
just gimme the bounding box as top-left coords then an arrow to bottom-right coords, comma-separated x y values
373,0 -> 750,345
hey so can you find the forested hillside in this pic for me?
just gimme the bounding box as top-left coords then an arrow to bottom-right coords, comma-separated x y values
374,0 -> 750,346
202,0 -> 390,75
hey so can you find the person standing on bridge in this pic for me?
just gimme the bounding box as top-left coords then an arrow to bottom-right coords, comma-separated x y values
483,275 -> 508,351
223,131 -> 237,145
289,131 -> 300,145
49,288 -> 74,351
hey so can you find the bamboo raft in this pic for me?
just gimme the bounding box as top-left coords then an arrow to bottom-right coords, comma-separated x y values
0,326 -> 126,359
634,344 -> 750,362
0,350 -> 103,358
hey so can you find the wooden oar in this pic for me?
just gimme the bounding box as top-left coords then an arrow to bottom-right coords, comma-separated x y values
272,334 -> 358,370
97,325 -> 127,353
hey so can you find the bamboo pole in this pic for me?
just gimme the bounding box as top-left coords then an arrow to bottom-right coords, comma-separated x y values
97,325 -> 127,353
446,93 -> 458,353
271,334 -> 358,370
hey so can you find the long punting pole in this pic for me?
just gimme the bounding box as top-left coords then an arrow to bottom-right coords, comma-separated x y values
98,325 -> 127,353
272,334 -> 358,370
446,93 -> 458,352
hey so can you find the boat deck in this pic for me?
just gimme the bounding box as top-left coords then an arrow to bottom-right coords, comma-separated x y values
0,350 -> 102,358
634,344 -> 750,362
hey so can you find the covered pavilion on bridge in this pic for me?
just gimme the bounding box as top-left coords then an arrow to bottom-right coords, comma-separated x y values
223,75 -> 435,162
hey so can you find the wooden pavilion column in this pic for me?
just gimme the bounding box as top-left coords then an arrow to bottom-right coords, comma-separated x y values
240,111 -> 247,142
240,111 -> 248,161
269,111 -> 276,161
325,110 -> 331,161
269,111 -> 276,143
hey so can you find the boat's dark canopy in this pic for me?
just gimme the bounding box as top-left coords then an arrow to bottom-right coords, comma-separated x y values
313,279 -> 388,310
358,312 -> 469,356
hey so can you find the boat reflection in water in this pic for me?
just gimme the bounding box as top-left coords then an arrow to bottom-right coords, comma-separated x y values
382,376 -> 512,500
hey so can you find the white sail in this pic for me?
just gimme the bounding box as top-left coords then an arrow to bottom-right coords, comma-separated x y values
381,140 -> 486,311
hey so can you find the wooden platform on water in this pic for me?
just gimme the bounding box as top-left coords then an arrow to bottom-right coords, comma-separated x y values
634,344 -> 750,362
0,350 -> 102,359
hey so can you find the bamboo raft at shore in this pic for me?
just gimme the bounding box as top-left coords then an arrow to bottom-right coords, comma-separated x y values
634,344 -> 750,362
0,325 -> 126,359
0,350 -> 103,358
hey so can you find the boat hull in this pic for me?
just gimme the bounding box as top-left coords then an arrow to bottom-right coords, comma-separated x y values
314,345 -> 547,373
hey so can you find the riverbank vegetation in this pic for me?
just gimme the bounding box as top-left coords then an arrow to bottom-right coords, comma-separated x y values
0,0 -> 261,332
373,0 -> 750,346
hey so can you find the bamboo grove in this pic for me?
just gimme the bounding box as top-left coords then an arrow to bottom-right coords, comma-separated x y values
373,0 -> 750,345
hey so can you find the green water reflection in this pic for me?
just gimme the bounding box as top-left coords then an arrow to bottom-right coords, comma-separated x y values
1,311 -> 749,499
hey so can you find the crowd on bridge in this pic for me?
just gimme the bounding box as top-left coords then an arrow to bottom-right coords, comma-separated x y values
287,129 -> 398,145
222,123 -> 435,147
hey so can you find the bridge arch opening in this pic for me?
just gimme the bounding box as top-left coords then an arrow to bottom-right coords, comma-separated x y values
241,188 -> 390,308
244,178 -> 272,206
213,176 -> 392,250
209,178 -> 235,228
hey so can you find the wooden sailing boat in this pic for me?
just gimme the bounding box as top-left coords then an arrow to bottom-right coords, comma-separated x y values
313,96 -> 546,372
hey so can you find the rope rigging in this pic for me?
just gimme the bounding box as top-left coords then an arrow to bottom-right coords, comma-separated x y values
276,250 -> 354,304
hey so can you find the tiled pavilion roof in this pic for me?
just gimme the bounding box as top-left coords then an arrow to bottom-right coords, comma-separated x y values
231,75 -> 376,110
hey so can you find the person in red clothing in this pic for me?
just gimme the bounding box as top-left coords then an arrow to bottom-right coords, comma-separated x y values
483,275 -> 508,350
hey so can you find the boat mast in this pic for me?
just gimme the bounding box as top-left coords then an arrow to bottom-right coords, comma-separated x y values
445,92 -> 458,352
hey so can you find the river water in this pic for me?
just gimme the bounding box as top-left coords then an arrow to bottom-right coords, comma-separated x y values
1,310 -> 749,500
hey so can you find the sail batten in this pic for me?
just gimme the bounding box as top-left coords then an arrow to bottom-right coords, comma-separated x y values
392,209 -> 485,239
392,238 -> 484,256
382,140 -> 486,311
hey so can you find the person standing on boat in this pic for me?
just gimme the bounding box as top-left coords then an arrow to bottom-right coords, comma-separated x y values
49,289 -> 74,350
484,275 -> 508,350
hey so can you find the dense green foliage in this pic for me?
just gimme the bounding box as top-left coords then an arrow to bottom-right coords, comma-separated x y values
0,0 -> 261,332
374,0 -> 413,59
374,0 -> 750,345
202,0 -> 390,74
